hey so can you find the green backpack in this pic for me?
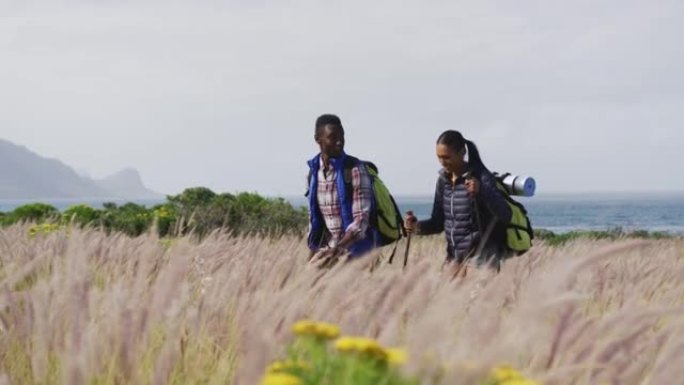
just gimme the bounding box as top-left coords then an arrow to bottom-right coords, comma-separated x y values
341,158 -> 405,246
492,173 -> 534,253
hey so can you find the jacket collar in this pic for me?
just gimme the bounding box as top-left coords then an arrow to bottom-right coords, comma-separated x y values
314,152 -> 347,171
439,163 -> 476,182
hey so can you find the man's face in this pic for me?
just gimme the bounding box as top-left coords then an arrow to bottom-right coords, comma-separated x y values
316,124 -> 345,158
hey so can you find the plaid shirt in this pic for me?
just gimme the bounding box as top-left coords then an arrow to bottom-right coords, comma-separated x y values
310,158 -> 372,248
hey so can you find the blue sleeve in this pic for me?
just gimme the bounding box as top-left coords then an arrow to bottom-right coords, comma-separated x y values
418,177 -> 445,235
478,171 -> 512,223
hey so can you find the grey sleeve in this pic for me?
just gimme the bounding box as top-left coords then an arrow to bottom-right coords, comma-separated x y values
418,177 -> 445,235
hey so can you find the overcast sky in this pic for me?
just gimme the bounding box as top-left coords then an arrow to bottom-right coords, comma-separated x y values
1,0 -> 682,197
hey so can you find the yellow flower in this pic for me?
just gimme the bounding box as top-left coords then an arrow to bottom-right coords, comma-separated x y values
335,337 -> 386,358
28,223 -> 61,238
500,379 -> 542,385
292,320 -> 340,339
355,338 -> 384,355
267,360 -> 311,374
315,322 -> 341,339
335,337 -> 357,353
384,348 -> 408,365
292,320 -> 317,335
261,372 -> 302,385
491,365 -> 523,382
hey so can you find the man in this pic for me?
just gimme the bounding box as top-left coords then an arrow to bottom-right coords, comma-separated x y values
306,114 -> 375,267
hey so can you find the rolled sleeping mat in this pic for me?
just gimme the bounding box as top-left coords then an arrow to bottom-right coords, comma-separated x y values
502,174 -> 536,197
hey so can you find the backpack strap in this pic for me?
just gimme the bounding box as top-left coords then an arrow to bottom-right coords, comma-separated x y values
342,156 -> 358,205
390,193 -> 407,237
471,218 -> 497,262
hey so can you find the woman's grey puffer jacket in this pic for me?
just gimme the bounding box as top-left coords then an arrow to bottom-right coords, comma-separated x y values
418,165 -> 512,263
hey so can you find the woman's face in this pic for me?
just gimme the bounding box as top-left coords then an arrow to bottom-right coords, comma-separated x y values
436,143 -> 465,174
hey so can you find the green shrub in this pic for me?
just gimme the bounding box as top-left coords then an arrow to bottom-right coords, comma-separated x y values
534,227 -> 676,246
10,203 -> 59,223
152,203 -> 178,237
100,202 -> 153,237
167,188 -> 307,238
2,188 -> 308,239
62,204 -> 101,225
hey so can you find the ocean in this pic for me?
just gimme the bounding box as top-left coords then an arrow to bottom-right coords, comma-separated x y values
392,192 -> 684,234
2,192 -> 683,234
290,192 -> 684,234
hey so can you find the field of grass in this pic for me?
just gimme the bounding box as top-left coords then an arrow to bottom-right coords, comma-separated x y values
1,224 -> 683,384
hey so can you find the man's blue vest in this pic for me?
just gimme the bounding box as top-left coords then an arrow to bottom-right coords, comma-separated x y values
307,153 -> 376,257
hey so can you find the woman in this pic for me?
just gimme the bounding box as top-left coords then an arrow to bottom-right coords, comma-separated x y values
404,130 -> 512,270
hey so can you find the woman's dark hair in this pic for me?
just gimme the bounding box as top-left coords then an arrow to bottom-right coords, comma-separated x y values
436,130 -> 489,172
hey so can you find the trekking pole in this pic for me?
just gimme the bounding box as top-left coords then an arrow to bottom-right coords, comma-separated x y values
387,240 -> 399,264
401,210 -> 415,269
402,232 -> 411,270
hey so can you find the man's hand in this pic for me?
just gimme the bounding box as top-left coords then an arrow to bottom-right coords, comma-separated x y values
310,246 -> 344,268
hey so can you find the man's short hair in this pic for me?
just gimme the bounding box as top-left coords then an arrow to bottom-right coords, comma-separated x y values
315,114 -> 343,137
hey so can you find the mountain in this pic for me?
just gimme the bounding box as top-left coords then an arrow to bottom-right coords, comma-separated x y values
0,139 -> 163,200
95,168 -> 162,199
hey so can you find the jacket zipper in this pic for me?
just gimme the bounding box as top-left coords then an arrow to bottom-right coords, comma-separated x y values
449,180 -> 456,257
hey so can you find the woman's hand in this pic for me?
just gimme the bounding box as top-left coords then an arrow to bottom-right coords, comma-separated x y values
404,210 -> 419,234
464,175 -> 480,197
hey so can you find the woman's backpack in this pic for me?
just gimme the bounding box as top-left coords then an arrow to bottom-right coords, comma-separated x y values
493,172 -> 534,253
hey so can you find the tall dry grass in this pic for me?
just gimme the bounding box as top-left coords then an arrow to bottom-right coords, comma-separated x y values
1,224 -> 683,385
